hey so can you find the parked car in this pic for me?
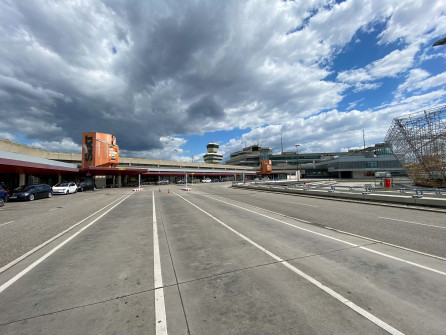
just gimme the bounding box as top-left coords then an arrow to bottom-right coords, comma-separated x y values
0,185 -> 9,207
176,179 -> 186,184
201,178 -> 212,183
9,184 -> 52,201
52,182 -> 78,195
212,178 -> 220,182
156,180 -> 170,185
77,181 -> 95,192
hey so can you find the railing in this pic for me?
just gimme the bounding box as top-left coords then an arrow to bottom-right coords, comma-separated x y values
233,180 -> 446,198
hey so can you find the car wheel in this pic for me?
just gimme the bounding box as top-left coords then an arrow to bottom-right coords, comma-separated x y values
65,190 -> 69,195
80,187 -> 83,192
28,194 -> 35,201
48,192 -> 52,198
0,198 -> 4,207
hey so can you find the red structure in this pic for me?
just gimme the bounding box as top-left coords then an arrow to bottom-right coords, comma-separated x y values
82,132 -> 119,168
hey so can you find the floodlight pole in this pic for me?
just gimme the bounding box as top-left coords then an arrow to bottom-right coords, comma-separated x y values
295,144 -> 300,181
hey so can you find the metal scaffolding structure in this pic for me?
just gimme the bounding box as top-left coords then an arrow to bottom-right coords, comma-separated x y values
385,105 -> 446,187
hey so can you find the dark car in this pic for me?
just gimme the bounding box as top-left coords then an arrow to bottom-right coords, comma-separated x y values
9,184 -> 52,201
0,186 -> 9,207
77,181 -> 95,192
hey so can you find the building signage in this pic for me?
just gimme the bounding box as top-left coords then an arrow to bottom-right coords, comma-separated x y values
84,135 -> 93,162
82,132 -> 119,168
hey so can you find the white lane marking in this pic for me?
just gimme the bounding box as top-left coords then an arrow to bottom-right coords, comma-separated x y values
200,194 -> 446,276
324,227 -> 446,261
203,192 -> 446,261
153,192 -> 168,334
175,192 -> 404,335
283,200 -> 318,208
0,221 -> 14,227
194,192 -> 312,224
0,192 -> 133,294
0,192 -> 133,275
379,217 -> 446,229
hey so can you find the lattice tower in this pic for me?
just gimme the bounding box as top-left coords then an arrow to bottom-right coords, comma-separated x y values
385,105 -> 446,187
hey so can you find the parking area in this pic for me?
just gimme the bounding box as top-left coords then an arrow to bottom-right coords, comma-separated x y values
0,188 -> 131,269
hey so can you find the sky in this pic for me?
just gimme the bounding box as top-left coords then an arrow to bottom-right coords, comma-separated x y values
0,0 -> 445,163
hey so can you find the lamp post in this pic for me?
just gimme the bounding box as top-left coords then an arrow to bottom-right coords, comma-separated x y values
432,37 -> 446,46
295,144 -> 300,181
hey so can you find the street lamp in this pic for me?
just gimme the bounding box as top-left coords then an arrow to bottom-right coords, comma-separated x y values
432,37 -> 446,46
295,144 -> 300,181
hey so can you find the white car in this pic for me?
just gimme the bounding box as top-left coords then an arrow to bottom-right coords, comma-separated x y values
201,178 -> 212,183
52,182 -> 78,195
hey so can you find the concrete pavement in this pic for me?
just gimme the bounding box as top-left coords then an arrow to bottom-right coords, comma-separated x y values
0,185 -> 445,334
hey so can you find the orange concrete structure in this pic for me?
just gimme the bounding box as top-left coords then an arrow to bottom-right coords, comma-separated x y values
81,132 -> 119,168
259,160 -> 272,174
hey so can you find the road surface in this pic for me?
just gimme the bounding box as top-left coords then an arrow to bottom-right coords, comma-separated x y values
0,183 -> 445,334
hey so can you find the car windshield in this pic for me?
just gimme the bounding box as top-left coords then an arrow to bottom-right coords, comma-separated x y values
14,185 -> 35,191
55,183 -> 69,187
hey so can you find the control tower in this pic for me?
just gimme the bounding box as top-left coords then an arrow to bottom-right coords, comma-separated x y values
203,142 -> 223,164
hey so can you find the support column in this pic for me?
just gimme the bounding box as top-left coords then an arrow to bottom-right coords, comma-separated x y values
118,175 -> 122,188
19,174 -> 26,186
58,174 -> 62,183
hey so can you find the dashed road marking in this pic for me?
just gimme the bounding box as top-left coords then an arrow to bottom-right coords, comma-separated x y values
175,191 -> 405,335
379,216 -> 446,229
0,221 -> 14,227
283,200 -> 318,207
199,193 -> 446,276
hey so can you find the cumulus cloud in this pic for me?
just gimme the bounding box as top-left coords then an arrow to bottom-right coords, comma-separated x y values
120,136 -> 189,161
30,138 -> 82,153
337,44 -> 419,90
0,0 -> 445,161
396,70 -> 446,98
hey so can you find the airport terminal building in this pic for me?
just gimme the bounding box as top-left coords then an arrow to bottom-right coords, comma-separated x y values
1,134 -> 405,191
226,143 -> 405,179
0,138 -> 255,190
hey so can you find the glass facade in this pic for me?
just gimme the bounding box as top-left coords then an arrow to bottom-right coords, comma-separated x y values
226,143 -> 405,178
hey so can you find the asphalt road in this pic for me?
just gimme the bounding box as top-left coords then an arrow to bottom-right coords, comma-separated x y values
0,183 -> 445,334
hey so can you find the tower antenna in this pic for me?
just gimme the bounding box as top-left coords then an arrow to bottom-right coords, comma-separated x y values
363,129 -> 366,149
281,132 -> 284,154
